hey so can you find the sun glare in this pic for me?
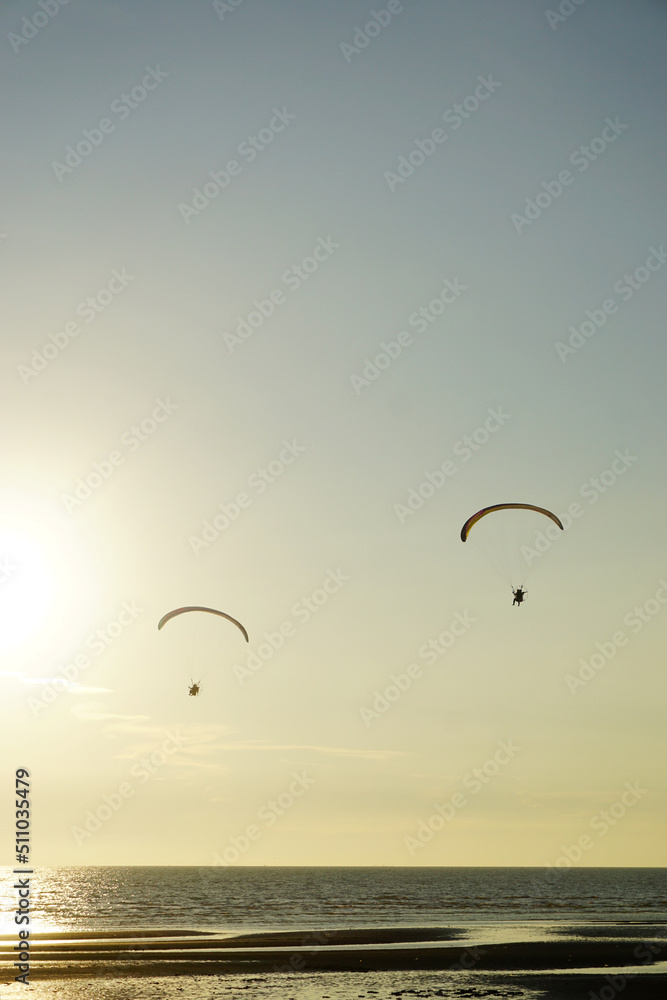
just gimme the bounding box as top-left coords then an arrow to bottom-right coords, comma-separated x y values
0,531 -> 54,649
0,488 -> 102,665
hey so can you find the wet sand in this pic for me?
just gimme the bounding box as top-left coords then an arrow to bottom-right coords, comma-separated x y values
1,922 -> 665,988
0,972 -> 666,1000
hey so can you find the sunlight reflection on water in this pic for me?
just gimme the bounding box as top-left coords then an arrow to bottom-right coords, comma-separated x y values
2,866 -> 665,935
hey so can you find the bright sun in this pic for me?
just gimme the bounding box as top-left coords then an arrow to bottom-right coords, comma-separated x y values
0,530 -> 55,649
0,488 -> 102,665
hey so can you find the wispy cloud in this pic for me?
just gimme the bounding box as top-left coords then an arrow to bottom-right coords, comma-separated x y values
19,677 -> 112,694
71,703 -> 149,722
68,683 -> 114,695
217,740 -> 406,760
99,720 -> 405,770
20,676 -> 62,685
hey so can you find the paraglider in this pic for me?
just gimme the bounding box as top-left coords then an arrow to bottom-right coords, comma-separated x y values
157,606 -> 249,641
460,503 -> 564,542
158,606 -> 249,695
461,503 -> 564,604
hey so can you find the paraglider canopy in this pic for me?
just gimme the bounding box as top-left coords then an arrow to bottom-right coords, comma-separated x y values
460,502 -> 565,595
158,606 -> 249,697
157,606 -> 249,643
460,503 -> 564,542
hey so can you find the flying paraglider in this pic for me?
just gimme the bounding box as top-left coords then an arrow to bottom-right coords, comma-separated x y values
512,587 -> 526,607
158,606 -> 249,695
460,503 -> 564,542
157,606 -> 249,641
461,503 -> 564,605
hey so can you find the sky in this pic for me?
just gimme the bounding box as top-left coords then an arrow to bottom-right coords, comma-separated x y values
1,0 -> 666,870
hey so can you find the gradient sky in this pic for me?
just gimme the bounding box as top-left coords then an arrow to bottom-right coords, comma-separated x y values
1,0 -> 666,870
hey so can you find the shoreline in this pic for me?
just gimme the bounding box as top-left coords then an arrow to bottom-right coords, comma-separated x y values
1,922 -> 665,981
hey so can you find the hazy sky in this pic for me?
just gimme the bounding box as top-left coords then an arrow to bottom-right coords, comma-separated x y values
1,0 -> 666,871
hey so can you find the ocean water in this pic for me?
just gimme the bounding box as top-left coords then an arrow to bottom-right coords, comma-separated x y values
1,867 -> 666,1000
8,865 -> 666,933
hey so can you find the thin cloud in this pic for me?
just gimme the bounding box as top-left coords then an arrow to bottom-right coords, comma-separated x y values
71,704 -> 149,721
68,683 -> 114,695
20,676 -> 65,685
20,677 -> 112,694
207,739 -> 406,760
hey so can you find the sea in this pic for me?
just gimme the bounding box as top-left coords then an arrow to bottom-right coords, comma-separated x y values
1,866 -> 666,999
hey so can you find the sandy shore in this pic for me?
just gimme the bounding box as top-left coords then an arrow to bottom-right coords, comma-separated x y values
1,923 -> 665,986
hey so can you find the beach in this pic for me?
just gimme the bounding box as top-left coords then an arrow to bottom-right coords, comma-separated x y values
2,921 -> 666,998
2,867 -> 665,997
